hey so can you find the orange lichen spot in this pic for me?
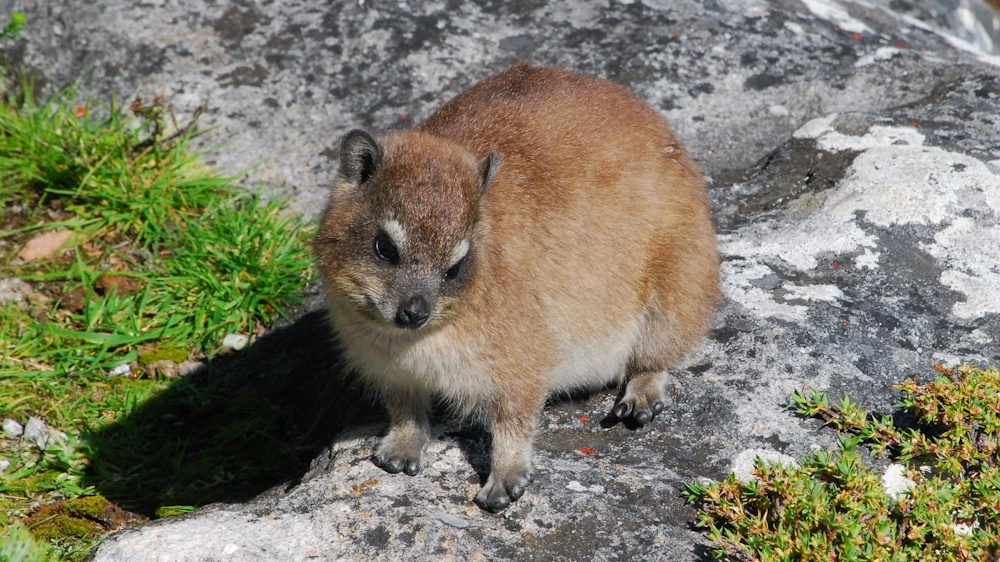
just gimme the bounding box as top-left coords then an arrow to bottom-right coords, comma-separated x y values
351,478 -> 379,496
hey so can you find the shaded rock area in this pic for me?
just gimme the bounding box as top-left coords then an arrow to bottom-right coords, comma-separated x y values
1,0 -> 997,560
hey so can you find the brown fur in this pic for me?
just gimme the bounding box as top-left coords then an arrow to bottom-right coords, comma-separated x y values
314,64 -> 720,512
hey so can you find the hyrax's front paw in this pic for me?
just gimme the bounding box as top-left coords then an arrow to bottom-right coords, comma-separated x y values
373,428 -> 428,476
475,463 -> 535,513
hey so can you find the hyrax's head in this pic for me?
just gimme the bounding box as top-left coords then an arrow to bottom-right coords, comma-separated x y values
315,129 -> 498,333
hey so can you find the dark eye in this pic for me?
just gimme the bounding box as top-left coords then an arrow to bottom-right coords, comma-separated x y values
373,232 -> 399,265
444,257 -> 465,281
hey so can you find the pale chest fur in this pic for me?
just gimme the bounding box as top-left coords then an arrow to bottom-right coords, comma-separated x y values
330,290 -> 643,409
328,297 -> 493,410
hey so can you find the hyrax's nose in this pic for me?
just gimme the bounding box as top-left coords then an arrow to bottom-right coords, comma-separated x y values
395,296 -> 430,328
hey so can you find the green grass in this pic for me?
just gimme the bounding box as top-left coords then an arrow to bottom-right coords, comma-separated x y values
684,365 -> 1000,561
157,195 -> 313,349
0,522 -> 52,562
0,79 -> 315,559
0,91 -> 227,246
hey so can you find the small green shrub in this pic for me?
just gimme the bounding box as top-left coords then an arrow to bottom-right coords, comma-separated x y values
684,365 -> 1000,561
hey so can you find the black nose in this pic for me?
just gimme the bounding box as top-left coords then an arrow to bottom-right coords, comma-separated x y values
395,296 -> 430,328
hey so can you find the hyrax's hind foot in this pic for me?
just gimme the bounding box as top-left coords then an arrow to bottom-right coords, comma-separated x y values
612,371 -> 676,426
373,424 -> 429,476
475,461 -> 535,513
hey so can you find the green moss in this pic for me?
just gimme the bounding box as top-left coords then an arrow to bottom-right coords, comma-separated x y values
0,498 -> 16,526
137,346 -> 189,367
65,495 -> 109,519
23,470 -> 60,494
30,515 -> 97,540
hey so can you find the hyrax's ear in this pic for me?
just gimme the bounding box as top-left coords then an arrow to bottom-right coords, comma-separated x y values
478,152 -> 499,194
339,129 -> 383,187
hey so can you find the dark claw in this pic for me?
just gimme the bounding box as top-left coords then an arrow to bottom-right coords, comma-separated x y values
404,461 -> 421,476
525,472 -> 535,485
613,402 -> 632,418
375,456 -> 405,474
652,400 -> 665,415
510,484 -> 525,501
634,409 -> 652,425
485,496 -> 510,513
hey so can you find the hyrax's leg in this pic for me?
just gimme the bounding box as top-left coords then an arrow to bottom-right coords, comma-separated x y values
613,212 -> 719,425
613,306 -> 683,426
475,390 -> 542,513
373,388 -> 431,476
615,283 -> 716,426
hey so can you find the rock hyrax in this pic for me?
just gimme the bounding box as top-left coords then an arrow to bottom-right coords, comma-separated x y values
314,64 -> 720,512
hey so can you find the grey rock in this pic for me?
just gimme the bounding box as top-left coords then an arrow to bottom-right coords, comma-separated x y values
432,510 -> 471,529
3,0 -> 996,561
23,416 -> 49,450
3,417 -> 24,438
7,0 -> 999,216
176,361 -> 205,377
0,277 -> 33,307
731,448 -> 798,483
21,416 -> 68,451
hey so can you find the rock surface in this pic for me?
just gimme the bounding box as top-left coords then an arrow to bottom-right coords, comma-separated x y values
3,0 -> 998,561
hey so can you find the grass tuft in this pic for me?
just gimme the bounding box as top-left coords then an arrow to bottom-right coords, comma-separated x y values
0,77 -> 314,558
157,195 -> 314,349
0,523 -> 53,562
0,88 -> 228,246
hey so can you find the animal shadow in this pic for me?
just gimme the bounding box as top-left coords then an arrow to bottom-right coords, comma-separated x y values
81,307 -> 378,517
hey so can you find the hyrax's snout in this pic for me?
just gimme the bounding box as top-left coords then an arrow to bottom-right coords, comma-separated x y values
395,295 -> 430,328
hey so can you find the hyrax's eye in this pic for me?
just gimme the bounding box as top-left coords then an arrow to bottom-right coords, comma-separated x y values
373,232 -> 399,265
444,257 -> 466,281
